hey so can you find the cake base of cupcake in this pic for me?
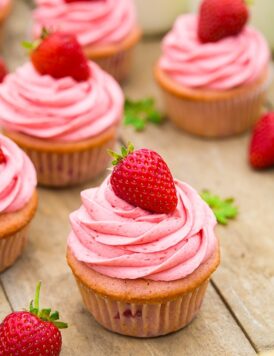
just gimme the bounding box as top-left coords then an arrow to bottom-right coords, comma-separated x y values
3,126 -> 118,187
0,191 -> 38,272
155,65 -> 271,138
84,27 -> 142,83
67,244 -> 220,338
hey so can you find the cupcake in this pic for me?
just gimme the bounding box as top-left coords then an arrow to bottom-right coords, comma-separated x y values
154,0 -> 271,138
33,0 -> 142,82
0,0 -> 12,44
0,134 -> 37,272
0,32 -> 124,187
67,145 -> 220,337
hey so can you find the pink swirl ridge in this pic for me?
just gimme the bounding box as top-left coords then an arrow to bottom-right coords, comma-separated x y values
0,134 -> 37,214
68,176 -> 217,282
33,0 -> 137,47
0,0 -> 9,9
0,62 -> 124,142
159,15 -> 270,90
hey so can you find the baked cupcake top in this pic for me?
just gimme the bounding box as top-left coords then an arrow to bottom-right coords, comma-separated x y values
0,61 -> 124,142
0,134 -> 37,214
33,0 -> 137,48
68,146 -> 217,282
159,14 -> 270,90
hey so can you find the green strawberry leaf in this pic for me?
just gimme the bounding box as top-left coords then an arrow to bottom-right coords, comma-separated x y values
124,97 -> 163,131
201,190 -> 238,225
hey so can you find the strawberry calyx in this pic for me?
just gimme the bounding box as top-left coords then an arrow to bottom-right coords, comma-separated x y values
22,28 -> 50,53
108,142 -> 135,166
29,282 -> 68,329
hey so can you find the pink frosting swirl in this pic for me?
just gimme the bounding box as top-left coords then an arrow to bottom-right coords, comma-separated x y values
159,15 -> 270,90
0,62 -> 124,142
33,0 -> 137,47
68,176 -> 217,282
0,134 -> 37,214
0,0 -> 9,8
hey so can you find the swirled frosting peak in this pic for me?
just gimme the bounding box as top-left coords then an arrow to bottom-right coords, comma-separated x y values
0,134 -> 37,214
33,0 -> 137,47
159,14 -> 270,90
68,176 -> 217,282
0,62 -> 124,142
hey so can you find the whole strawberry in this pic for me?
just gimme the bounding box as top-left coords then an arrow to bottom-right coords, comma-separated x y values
0,282 -> 67,356
198,0 -> 249,43
0,148 -> 6,164
109,143 -> 178,214
24,29 -> 90,82
249,112 -> 274,170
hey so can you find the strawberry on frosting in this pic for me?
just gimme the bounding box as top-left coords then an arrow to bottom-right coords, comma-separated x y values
68,176 -> 217,282
33,0 -> 137,48
0,134 -> 37,214
159,14 -> 270,90
0,61 -> 123,141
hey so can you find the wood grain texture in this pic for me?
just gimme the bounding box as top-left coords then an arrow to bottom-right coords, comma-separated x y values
0,1 -> 272,355
122,41 -> 274,353
0,284 -> 11,320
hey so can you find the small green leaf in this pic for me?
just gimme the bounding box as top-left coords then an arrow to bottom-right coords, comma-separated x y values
124,97 -> 163,131
121,146 -> 127,157
50,311 -> 60,321
22,41 -> 34,50
53,321 -> 69,329
201,190 -> 238,225
147,110 -> 163,124
127,142 -> 134,154
39,308 -> 51,320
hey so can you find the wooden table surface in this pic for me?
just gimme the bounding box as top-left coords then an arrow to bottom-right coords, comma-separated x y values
1,1 -> 273,355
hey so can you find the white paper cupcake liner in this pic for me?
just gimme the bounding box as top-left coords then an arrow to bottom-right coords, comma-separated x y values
75,276 -> 209,338
0,225 -> 29,273
22,137 -> 116,187
159,68 -> 272,138
90,47 -> 135,83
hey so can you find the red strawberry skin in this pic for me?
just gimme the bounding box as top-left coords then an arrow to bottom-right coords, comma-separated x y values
0,311 -> 62,356
0,58 -> 8,83
198,0 -> 249,43
31,32 -> 90,82
0,148 -> 6,164
249,112 -> 274,169
110,149 -> 178,214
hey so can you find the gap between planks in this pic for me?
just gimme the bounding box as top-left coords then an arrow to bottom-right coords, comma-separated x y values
211,280 -> 258,354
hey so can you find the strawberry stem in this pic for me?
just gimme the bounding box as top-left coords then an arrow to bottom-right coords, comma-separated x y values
245,0 -> 253,6
108,142 -> 134,166
22,28 -> 50,54
29,282 -> 68,329
34,281 -> 41,310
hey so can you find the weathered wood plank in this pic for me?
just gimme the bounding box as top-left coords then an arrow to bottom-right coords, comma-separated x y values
122,40 -> 274,353
0,282 -> 11,320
